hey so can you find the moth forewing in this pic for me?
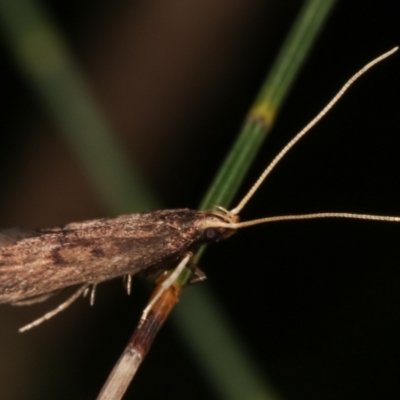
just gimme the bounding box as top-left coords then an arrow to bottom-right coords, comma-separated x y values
0,209 -> 228,305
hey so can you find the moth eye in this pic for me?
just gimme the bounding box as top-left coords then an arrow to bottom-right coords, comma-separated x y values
202,228 -> 220,242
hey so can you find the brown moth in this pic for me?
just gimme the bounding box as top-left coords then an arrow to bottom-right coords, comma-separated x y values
0,47 -> 398,332
0,209 -> 231,303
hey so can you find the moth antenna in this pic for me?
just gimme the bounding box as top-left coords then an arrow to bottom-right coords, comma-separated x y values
221,213 -> 400,230
19,284 -> 88,333
230,47 -> 398,216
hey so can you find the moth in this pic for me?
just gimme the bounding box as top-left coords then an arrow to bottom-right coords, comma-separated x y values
0,47 -> 398,332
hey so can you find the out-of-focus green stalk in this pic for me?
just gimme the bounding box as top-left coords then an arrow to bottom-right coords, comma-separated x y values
0,0 -> 156,214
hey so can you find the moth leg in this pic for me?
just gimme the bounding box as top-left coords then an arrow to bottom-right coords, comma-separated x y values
89,284 -> 97,306
186,264 -> 207,285
90,284 -> 97,306
83,283 -> 98,306
141,253 -> 192,320
19,284 -> 89,333
123,274 -> 132,295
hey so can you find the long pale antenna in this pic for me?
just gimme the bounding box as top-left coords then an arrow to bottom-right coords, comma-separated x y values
230,47 -> 398,216
223,213 -> 400,230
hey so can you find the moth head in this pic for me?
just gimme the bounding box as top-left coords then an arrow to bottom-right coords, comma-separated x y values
198,207 -> 239,243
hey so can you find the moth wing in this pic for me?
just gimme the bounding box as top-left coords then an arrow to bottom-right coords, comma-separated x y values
0,209 -> 203,303
0,228 -> 38,247
11,289 -> 63,306
0,222 -> 192,303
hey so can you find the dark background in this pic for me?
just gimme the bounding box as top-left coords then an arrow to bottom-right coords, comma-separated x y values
0,1 -> 400,399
